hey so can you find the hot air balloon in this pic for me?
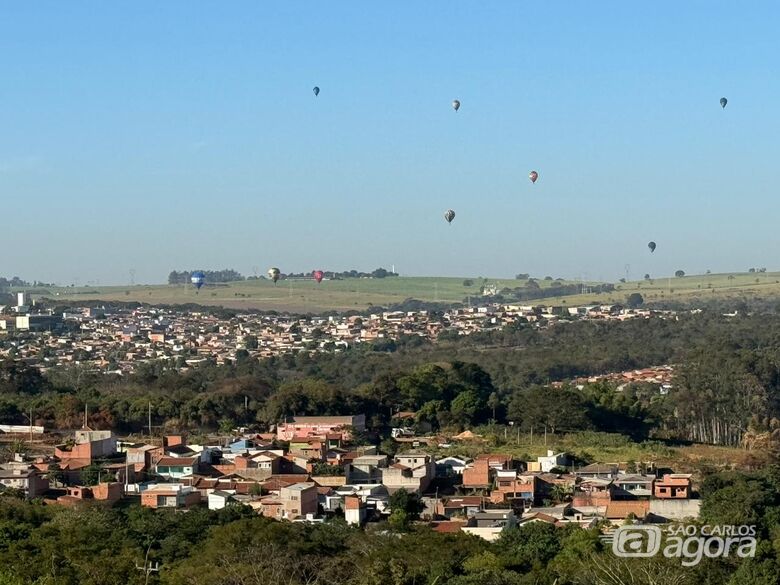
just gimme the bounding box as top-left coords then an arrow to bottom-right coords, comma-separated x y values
720,97 -> 727,109
648,241 -> 656,253
190,271 -> 205,291
452,99 -> 460,112
529,171 -> 538,184
312,270 -> 324,284
268,267 -> 280,284
313,86 -> 320,96
444,209 -> 456,224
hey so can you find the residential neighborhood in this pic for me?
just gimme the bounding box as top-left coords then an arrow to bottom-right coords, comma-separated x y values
0,414 -> 701,542
0,294 -> 680,382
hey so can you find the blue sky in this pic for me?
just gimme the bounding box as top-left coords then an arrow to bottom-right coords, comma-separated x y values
2,2 -> 780,284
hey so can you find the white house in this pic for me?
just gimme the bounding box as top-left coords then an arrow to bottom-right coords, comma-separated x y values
207,489 -> 236,510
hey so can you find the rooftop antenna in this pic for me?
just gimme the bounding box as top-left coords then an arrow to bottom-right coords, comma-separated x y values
129,269 -> 136,286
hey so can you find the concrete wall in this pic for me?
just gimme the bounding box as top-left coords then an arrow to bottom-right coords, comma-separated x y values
649,499 -> 701,521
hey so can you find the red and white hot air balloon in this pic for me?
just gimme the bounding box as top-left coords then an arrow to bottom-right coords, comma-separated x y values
312,270 -> 324,284
529,170 -> 539,184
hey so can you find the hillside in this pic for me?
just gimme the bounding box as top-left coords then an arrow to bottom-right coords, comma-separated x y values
27,271 -> 780,313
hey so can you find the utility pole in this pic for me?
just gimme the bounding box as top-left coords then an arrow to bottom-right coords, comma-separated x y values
83,403 -> 88,429
148,401 -> 152,439
136,547 -> 159,585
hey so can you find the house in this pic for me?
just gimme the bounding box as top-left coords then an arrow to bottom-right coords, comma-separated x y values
613,474 -> 655,499
344,494 -> 367,526
0,466 -> 49,498
56,482 -> 123,506
55,430 -> 117,462
435,456 -> 470,477
154,456 -> 199,479
381,453 -> 435,494
490,472 -> 535,505
572,478 -> 614,507
276,415 -> 366,441
207,489 -> 237,510
279,482 -> 318,520
528,450 -> 570,473
140,483 -> 201,509
654,474 -> 692,499
462,454 -> 514,489
348,454 -> 388,484
461,509 -> 518,542
435,496 -> 483,518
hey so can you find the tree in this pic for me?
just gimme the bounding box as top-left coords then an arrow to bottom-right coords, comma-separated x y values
389,488 -> 423,521
644,274 -> 650,280
626,293 -> 644,308
488,392 -> 501,421
675,270 -> 685,278
463,279 -> 474,287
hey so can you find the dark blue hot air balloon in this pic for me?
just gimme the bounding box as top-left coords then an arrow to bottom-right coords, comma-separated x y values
313,86 -> 320,96
190,271 -> 205,291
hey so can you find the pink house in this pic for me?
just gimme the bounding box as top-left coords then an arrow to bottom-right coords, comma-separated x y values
276,415 -> 365,441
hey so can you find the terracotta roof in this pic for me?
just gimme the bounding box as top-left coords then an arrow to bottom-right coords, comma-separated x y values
431,521 -> 465,533
605,501 -> 650,519
156,456 -> 198,467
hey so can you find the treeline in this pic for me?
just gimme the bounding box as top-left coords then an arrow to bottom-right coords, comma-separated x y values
0,465 -> 778,584
167,270 -> 245,284
0,276 -> 53,290
479,282 -> 616,304
280,268 -> 399,280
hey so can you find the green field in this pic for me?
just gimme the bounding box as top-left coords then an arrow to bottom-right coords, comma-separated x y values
539,271 -> 780,307
31,271 -> 780,313
37,276 -> 580,313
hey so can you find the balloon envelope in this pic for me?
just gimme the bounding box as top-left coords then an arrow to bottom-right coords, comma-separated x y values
720,97 -> 727,109
313,270 -> 324,284
444,209 -> 456,224
648,241 -> 656,253
529,171 -> 538,183
268,268 -> 280,283
452,99 -> 460,112
313,86 -> 320,96
190,271 -> 205,290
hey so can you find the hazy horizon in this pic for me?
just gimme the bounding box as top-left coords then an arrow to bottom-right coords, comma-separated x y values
3,2 -> 780,285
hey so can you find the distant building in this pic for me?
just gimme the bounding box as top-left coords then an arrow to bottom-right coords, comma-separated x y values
654,474 -> 692,499
141,483 -> 200,509
0,465 -> 49,498
279,482 -> 318,520
276,415 -> 366,441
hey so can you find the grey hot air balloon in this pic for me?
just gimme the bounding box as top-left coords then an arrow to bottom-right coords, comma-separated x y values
648,241 -> 656,253
313,86 -> 320,96
720,97 -> 727,109
529,170 -> 539,184
444,209 -> 455,224
452,99 -> 460,112
268,267 -> 281,283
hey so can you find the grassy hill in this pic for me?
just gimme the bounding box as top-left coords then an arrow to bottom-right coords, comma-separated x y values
37,276 -> 584,313
29,271 -> 780,313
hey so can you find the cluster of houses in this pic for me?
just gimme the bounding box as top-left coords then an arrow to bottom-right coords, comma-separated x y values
0,301 -> 677,375
0,413 -> 699,540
